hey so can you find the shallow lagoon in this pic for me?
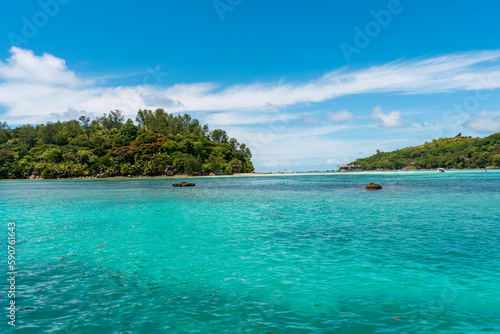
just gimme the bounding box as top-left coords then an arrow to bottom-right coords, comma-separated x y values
1,170 -> 499,333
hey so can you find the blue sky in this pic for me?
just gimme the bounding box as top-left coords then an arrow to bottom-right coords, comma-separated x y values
1,0 -> 500,171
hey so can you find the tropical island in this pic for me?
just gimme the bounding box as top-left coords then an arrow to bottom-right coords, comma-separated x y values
348,132 -> 500,170
0,109 -> 254,179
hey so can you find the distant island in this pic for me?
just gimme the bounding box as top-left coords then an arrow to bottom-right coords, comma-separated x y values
348,132 -> 500,170
0,109 -> 254,179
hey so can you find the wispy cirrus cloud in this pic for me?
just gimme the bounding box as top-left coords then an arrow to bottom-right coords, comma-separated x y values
2,47 -> 500,126
205,110 -> 298,126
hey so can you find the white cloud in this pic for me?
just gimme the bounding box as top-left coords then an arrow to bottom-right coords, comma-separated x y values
2,47 -> 500,127
326,109 -> 355,123
0,47 -> 80,86
205,110 -> 298,126
370,106 -> 406,127
464,110 -> 500,133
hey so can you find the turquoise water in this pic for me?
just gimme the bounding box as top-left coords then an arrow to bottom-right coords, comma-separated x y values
1,170 -> 499,333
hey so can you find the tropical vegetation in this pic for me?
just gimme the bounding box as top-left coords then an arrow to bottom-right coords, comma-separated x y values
349,132 -> 500,170
0,109 -> 254,179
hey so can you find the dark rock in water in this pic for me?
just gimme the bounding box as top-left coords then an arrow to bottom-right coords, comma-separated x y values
366,182 -> 382,190
96,173 -> 108,178
173,182 -> 195,187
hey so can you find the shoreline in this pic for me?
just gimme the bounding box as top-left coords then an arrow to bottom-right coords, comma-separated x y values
0,172 -> 257,181
1,168 -> 499,181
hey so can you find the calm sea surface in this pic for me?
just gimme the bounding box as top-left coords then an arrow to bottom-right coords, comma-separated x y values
1,170 -> 499,333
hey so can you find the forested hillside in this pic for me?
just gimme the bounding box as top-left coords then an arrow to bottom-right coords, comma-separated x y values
0,109 -> 254,179
350,132 -> 500,170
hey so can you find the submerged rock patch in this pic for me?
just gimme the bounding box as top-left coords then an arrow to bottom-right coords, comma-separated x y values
173,182 -> 195,187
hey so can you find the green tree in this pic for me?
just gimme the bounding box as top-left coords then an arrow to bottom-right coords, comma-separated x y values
491,154 -> 500,166
64,120 -> 82,138
210,129 -> 228,144
70,135 -> 93,148
239,143 -> 252,159
0,110 -> 254,179
172,152 -> 186,172
98,110 -> 125,130
207,155 -> 224,172
79,115 -> 91,128
14,125 -> 37,148
161,141 -> 179,155
184,155 -> 202,175
241,160 -> 254,173
118,119 -> 139,143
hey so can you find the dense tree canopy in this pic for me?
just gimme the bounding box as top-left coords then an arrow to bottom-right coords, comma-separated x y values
0,109 -> 254,179
350,132 -> 500,170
